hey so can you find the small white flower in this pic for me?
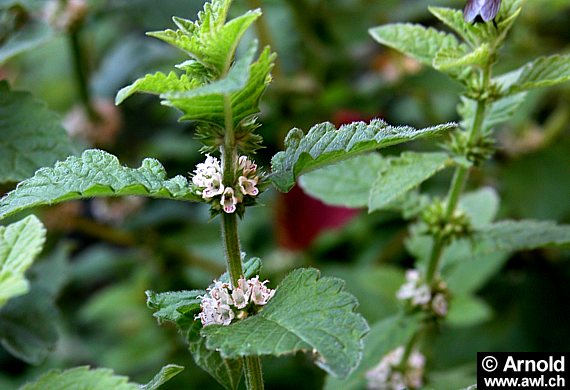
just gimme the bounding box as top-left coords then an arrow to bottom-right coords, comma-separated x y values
231,277 -> 251,309
366,347 -> 425,390
405,269 -> 420,282
202,172 -> 224,199
238,175 -> 259,196
239,155 -> 257,176
249,276 -> 275,305
431,293 -> 448,316
396,282 -> 416,301
221,187 -> 238,213
412,285 -> 432,305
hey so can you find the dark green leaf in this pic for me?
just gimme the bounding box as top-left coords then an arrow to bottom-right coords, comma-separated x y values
20,366 -> 137,390
202,268 -> 369,379
271,120 -> 455,192
0,81 -> 72,184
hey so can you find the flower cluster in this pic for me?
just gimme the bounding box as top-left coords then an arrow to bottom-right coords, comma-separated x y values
192,154 -> 260,214
366,346 -> 425,390
197,275 -> 275,327
397,270 -> 448,317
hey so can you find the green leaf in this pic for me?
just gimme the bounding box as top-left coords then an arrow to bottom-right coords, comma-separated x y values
0,21 -> 54,65
189,322 -> 242,390
368,152 -> 450,212
325,315 -> 420,390
447,294 -> 493,327
20,366 -> 137,390
0,81 -> 72,184
0,287 -> 58,364
299,154 -> 387,208
140,364 -> 184,390
459,93 -> 527,132
146,1 -> 260,76
459,187 -> 499,228
202,268 -> 369,378
369,23 -> 467,67
504,54 -> 570,94
473,220 -> 570,254
433,44 -> 489,71
115,71 -> 198,105
0,149 -> 201,220
146,290 -> 202,330
0,216 -> 46,308
271,119 -> 455,192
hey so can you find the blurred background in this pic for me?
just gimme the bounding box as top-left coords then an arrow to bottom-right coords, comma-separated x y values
1,0 -> 569,388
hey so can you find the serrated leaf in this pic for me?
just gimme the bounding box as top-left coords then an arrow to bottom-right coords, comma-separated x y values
447,294 -> 492,327
189,322 -> 242,390
433,44 -> 489,71
0,149 -> 201,220
299,154 -> 387,208
473,220 -> 570,254
505,54 -> 570,94
271,119 -> 455,193
202,268 -> 369,378
0,216 -> 46,308
140,364 -> 184,390
0,81 -> 72,184
368,152 -> 450,212
459,93 -> 527,132
325,315 -> 420,390
369,23 -> 468,67
20,366 -> 137,390
115,71 -> 198,105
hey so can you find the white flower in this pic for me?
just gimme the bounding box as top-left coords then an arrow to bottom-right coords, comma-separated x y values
431,293 -> 448,316
249,276 -> 275,305
412,285 -> 431,305
221,187 -> 238,213
366,347 -> 425,390
238,175 -> 259,196
239,155 -> 257,176
231,278 -> 251,309
202,172 -> 224,199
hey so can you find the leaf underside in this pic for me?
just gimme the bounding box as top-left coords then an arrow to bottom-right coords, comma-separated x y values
270,119 -> 455,192
0,149 -> 201,220
202,268 -> 369,379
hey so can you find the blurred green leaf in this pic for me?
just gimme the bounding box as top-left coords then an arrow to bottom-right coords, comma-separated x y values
325,315 -> 421,390
300,154 -> 386,208
0,81 -> 72,184
459,187 -> 499,228
0,149 -> 202,220
271,120 -> 455,193
505,54 -> 570,94
0,21 -> 53,64
369,152 -> 450,212
447,294 -> 493,327
0,215 -> 45,308
19,366 -> 138,390
202,268 -> 369,379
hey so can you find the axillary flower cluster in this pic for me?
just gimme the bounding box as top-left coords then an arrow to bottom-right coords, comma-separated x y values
366,346 -> 426,390
192,154 -> 260,214
197,276 -> 275,327
397,269 -> 448,317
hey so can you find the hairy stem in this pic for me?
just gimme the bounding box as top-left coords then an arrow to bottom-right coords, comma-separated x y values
221,95 -> 264,390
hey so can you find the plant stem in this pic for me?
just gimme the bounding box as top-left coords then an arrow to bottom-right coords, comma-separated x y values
425,237 -> 445,285
221,94 -> 265,390
68,27 -> 98,121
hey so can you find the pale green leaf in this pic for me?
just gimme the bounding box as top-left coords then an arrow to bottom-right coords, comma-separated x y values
189,322 -> 242,390
115,72 -> 197,105
299,154 -> 387,208
506,54 -> 570,94
0,149 -> 201,220
0,21 -> 54,64
0,216 -> 45,308
202,268 -> 369,379
369,23 -> 467,66
369,152 -> 450,212
459,93 -> 527,132
271,119 -> 455,192
447,294 -> 492,327
433,44 -> 489,71
473,220 -> 570,254
458,187 -> 499,228
139,364 -> 184,390
20,366 -> 138,390
0,81 -> 72,184
325,315 -> 420,390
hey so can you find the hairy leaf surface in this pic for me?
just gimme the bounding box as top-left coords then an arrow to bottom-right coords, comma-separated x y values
0,82 -> 72,184
0,149 -> 201,220
202,268 -> 369,378
271,120 -> 454,192
0,216 -> 45,308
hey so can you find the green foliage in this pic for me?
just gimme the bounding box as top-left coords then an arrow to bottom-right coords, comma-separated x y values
325,315 -> 420,390
20,364 -> 183,390
0,81 -> 72,184
0,215 -> 45,308
116,0 -> 275,154
368,152 -> 450,212
0,149 -> 201,220
271,120 -> 455,192
446,295 -> 492,328
0,19 -> 53,65
502,54 -> 570,94
202,268 -> 369,379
